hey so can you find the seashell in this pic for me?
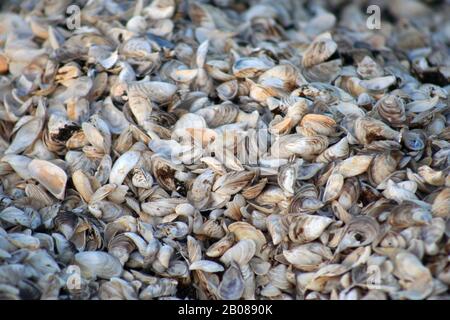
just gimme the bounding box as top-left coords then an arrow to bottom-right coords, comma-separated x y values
188,169 -> 215,209
0,207 -> 36,229
337,216 -> 380,252
302,33 -> 338,68
132,168 -> 154,189
5,117 -> 43,155
216,80 -> 238,101
74,252 -> 123,280
368,151 -> 401,186
335,155 -> 373,178
144,0 -> 176,20
391,251 -> 433,300
374,95 -> 406,127
359,76 -> 396,92
402,130 -> 425,151
98,277 -> 138,300
213,171 -> 255,196
206,233 -> 235,258
431,188 -> 450,218
151,155 -> 185,193
353,116 -> 401,145
288,214 -> 333,244
271,134 -> 329,159
300,114 -> 337,136
1,154 -> 32,180
127,81 -> 177,104
218,263 -> 244,300
228,222 -> 266,254
283,243 -> 333,271
388,202 -> 432,228
266,214 -> 288,245
139,279 -> 178,299
232,57 -> 274,78
141,198 -> 187,218
417,166 -> 444,186
357,56 -> 384,79
7,233 -> 40,250
109,151 -> 141,186
316,137 -> 349,163
190,260 -> 224,273
72,170 -> 94,203
195,103 -> 239,128
278,163 -> 297,194
28,159 -> 67,200
220,239 -> 256,266
382,180 -> 419,204
322,173 -> 344,203
0,0 -> 448,301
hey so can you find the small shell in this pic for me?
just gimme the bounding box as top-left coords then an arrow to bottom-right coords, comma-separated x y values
335,155 -> 373,178
72,170 -> 94,203
288,214 -> 333,244
206,233 -> 235,258
283,242 -> 333,271
302,33 -> 338,68
228,222 -> 266,253
337,216 -> 380,252
271,134 -> 329,159
28,159 -> 67,200
74,252 -> 123,280
316,137 -> 349,163
218,264 -> 244,300
189,260 -> 224,273
232,57 -> 274,78
418,166 -> 445,186
374,95 -> 406,127
220,239 -> 256,266
431,188 -> 450,218
300,114 -> 336,136
322,173 -> 344,203
353,117 -> 401,145
109,151 -> 141,186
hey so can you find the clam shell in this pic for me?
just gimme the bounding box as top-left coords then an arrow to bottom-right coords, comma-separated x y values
189,260 -> 225,273
74,252 -> 123,280
109,151 -> 141,186
28,159 -> 67,200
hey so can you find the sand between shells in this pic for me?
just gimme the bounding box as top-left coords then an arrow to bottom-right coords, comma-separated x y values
0,0 -> 449,300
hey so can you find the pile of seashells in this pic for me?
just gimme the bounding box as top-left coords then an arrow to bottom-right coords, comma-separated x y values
0,0 -> 449,300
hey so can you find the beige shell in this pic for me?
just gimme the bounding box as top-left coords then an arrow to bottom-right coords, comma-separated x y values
300,114 -> 337,136
109,151 -> 141,186
72,170 -> 94,203
28,159 -> 67,200
418,166 -> 445,186
368,151 -> 401,186
288,214 -> 333,244
322,173 -> 344,203
283,242 -> 333,271
206,233 -> 235,258
271,134 -> 329,159
374,95 -> 406,127
353,116 -> 401,145
316,137 -> 349,163
302,33 -> 338,68
189,260 -> 225,273
74,252 -> 123,280
335,155 -> 373,178
220,239 -> 256,266
228,222 -> 266,253
431,188 -> 450,218
337,216 -> 380,252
